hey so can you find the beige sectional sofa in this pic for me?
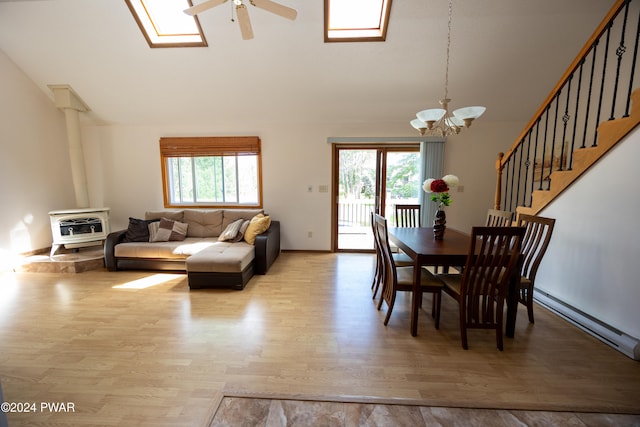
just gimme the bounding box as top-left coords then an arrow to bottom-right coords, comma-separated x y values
104,209 -> 280,290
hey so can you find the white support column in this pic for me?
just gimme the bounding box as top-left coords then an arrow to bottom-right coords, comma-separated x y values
48,85 -> 91,208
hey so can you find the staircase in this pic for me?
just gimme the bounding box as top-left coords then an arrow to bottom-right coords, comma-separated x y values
517,88 -> 640,216
495,0 -> 640,215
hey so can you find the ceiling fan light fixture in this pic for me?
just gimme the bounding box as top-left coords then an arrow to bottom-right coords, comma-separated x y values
185,0 -> 297,39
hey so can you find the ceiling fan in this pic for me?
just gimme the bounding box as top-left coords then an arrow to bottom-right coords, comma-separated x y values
184,0 -> 297,40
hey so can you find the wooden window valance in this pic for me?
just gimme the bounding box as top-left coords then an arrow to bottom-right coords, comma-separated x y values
159,136 -> 261,157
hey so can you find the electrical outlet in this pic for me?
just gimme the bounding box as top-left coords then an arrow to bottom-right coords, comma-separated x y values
307,185 -> 313,193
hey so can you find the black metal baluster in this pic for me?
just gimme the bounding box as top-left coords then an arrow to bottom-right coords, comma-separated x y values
507,155 -> 515,212
611,0 -> 631,120
548,93 -> 560,187
514,143 -> 524,208
560,76 -> 572,172
539,107 -> 550,190
582,40 -> 599,149
624,1 -> 640,117
593,23 -> 612,146
524,128 -> 533,207
530,118 -> 541,201
570,59 -> 585,170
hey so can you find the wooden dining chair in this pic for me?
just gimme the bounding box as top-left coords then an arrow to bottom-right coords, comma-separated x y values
486,209 -> 514,227
437,226 -> 526,350
394,204 -> 421,227
515,213 -> 556,323
370,212 -> 412,300
373,214 -> 443,328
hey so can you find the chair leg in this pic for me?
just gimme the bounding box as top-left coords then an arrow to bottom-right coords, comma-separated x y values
527,300 -> 535,324
432,291 -> 441,330
459,308 -> 468,350
526,287 -> 535,324
376,291 -> 384,310
383,294 -> 396,326
461,325 -> 468,350
372,255 -> 382,298
371,264 -> 378,291
431,293 -> 436,319
372,269 -> 381,300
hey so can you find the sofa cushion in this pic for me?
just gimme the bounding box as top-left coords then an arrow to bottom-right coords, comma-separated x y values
149,218 -> 188,242
222,209 -> 264,230
244,214 -> 271,245
114,237 -> 219,259
145,210 -> 184,222
183,209 -> 223,238
186,242 -> 255,273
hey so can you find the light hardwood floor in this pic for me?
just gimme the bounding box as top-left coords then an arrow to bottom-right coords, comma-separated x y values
1,252 -> 639,426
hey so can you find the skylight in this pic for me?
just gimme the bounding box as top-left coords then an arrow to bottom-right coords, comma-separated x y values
324,0 -> 392,42
126,0 -> 207,48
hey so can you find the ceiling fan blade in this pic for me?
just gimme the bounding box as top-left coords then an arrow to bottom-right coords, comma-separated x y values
250,0 -> 297,20
184,0 -> 228,16
236,4 -> 254,40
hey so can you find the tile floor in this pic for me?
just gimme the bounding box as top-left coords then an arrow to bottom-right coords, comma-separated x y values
209,397 -> 640,426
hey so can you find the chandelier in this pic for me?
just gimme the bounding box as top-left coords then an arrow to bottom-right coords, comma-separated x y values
410,0 -> 485,137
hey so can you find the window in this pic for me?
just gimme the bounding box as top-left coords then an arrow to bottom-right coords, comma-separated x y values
324,0 -> 392,42
160,137 -> 263,208
125,0 -> 207,48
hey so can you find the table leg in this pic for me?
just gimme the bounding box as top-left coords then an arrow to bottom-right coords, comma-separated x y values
411,259 -> 420,336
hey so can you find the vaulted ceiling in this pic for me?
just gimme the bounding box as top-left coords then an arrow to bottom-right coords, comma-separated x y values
0,0 -> 613,128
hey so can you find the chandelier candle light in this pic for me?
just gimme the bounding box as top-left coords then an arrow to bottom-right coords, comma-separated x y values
410,0 -> 485,137
423,174 -> 459,240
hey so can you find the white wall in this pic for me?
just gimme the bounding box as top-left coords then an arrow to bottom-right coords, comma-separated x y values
0,49 -> 74,268
82,119 -> 518,251
536,127 -> 640,339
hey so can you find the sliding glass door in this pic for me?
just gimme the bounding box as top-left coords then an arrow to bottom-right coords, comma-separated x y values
333,144 -> 420,251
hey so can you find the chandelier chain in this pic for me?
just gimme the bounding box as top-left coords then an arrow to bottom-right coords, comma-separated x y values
410,0 -> 485,136
444,0 -> 452,100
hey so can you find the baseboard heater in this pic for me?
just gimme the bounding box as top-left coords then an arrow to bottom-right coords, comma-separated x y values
534,290 -> 639,361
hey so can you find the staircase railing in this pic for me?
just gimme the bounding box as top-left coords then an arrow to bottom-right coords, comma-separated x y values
495,0 -> 639,212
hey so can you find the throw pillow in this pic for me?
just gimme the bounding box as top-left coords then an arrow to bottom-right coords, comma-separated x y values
218,218 -> 245,242
231,220 -> 251,243
123,217 -> 157,242
149,218 -> 189,242
244,213 -> 271,245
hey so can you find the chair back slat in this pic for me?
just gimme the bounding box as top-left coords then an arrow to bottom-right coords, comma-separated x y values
516,214 -> 556,282
373,214 -> 397,310
485,209 -> 513,227
395,204 -> 421,227
460,226 -> 526,328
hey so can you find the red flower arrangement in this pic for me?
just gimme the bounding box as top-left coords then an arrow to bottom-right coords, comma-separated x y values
423,174 -> 459,208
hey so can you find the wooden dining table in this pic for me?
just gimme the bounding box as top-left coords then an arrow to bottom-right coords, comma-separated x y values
387,226 -> 520,338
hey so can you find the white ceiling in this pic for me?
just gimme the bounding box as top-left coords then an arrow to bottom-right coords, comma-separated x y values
0,0 -> 614,127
